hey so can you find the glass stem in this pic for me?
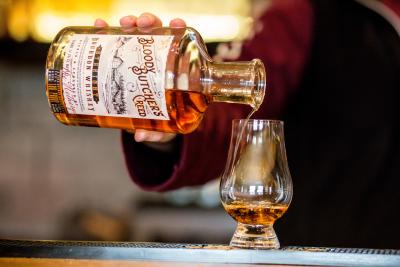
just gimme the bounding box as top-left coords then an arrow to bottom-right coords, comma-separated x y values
230,223 -> 280,249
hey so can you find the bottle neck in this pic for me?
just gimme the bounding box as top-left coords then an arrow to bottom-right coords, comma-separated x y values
202,59 -> 266,110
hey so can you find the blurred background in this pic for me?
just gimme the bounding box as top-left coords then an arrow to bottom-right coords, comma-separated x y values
0,0 -> 269,244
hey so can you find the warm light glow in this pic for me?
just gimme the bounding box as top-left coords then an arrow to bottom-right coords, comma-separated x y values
5,0 -> 252,43
0,1 -> 9,38
7,0 -> 29,42
31,12 -> 110,42
111,0 -> 252,42
159,14 -> 252,42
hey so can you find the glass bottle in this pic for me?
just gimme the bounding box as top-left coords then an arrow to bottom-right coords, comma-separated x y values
220,119 -> 293,249
46,26 -> 266,134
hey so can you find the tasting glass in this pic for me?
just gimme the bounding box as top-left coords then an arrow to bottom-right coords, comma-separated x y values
220,119 -> 293,249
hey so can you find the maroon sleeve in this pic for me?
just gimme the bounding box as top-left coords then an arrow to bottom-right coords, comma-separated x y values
238,0 -> 314,118
382,0 -> 400,16
123,0 -> 314,192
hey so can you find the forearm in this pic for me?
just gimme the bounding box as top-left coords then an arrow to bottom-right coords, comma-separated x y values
122,103 -> 250,191
122,0 -> 314,191
122,131 -> 182,189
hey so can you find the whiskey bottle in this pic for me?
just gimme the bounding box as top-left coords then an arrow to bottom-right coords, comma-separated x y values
46,26 -> 266,134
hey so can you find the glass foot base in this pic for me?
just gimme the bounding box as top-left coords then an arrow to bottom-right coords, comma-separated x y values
230,223 -> 279,249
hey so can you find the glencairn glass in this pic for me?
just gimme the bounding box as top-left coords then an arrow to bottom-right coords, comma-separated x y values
220,119 -> 293,249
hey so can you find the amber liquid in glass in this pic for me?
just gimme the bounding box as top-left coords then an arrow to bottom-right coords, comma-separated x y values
223,201 -> 288,225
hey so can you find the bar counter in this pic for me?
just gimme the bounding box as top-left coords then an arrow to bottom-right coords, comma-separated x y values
1,239 -> 400,267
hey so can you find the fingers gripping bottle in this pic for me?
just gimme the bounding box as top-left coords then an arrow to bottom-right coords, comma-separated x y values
46,26 -> 266,133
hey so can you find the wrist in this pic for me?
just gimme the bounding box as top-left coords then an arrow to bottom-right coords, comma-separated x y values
143,136 -> 179,153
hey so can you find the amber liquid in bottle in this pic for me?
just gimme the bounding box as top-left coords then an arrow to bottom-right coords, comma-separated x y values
46,26 -> 265,134
47,88 -> 209,133
223,201 -> 288,226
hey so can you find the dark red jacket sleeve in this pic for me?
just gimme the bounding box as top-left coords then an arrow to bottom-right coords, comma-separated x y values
123,0 -> 314,192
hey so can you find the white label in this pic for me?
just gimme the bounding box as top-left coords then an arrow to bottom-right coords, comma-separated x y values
62,34 -> 173,120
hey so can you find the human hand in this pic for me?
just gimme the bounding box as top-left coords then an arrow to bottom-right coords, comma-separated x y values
94,12 -> 186,30
94,13 -> 186,144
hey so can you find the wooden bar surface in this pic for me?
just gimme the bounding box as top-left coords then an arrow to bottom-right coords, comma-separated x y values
0,258 -> 291,267
1,239 -> 400,267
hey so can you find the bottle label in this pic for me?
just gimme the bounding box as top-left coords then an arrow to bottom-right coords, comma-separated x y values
62,34 -> 173,120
